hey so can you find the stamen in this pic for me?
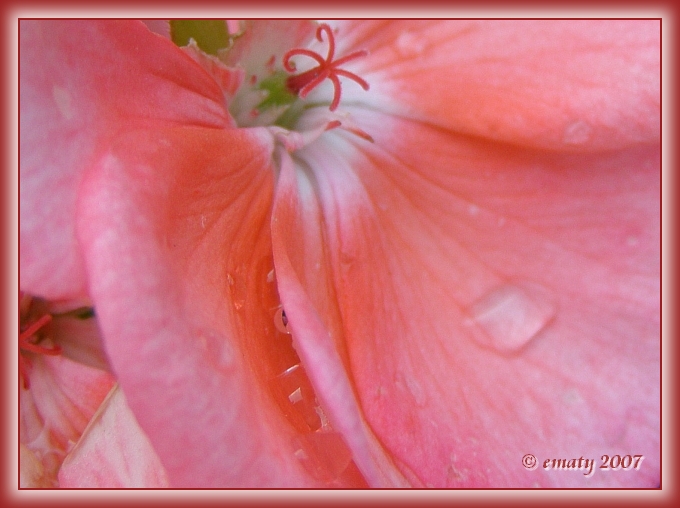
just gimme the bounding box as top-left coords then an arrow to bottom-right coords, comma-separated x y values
283,23 -> 369,112
19,314 -> 52,344
19,309 -> 61,389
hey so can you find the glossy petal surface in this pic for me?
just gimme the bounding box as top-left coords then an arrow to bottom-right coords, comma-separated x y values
20,20 -> 230,299
335,20 -> 659,151
274,107 -> 659,487
20,355 -> 115,486
77,126 -> 327,487
59,386 -> 169,487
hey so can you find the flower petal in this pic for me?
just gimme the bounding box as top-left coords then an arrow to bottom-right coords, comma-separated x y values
335,20 -> 659,151
59,385 -> 169,487
76,125 -> 334,487
20,20 -> 230,299
277,108 -> 659,487
49,307 -> 111,373
20,355 -> 115,486
20,444 -> 52,488
271,148 -> 410,488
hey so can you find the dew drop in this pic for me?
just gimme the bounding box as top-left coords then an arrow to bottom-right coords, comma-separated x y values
395,371 -> 427,407
446,453 -> 470,487
466,281 -> 557,354
314,404 -> 331,431
562,119 -> 592,145
271,363 -> 323,432
274,307 -> 291,334
288,387 -> 303,404
406,376 -> 426,406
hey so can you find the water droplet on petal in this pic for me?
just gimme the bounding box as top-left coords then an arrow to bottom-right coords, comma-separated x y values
288,387 -> 303,404
467,281 -> 557,354
270,363 -> 322,432
274,307 -> 291,334
396,371 -> 426,407
562,119 -> 592,145
314,404 -> 331,431
406,377 -> 426,406
446,452 -> 470,487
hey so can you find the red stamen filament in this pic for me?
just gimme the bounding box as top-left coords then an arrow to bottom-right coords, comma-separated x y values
284,24 -> 369,112
20,313 -> 60,389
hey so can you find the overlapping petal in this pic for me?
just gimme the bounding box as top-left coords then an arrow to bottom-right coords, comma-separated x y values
274,102 -> 659,487
19,19 -> 659,489
19,20 -> 230,300
75,125 -> 338,487
59,385 -> 169,487
20,355 -> 115,487
333,20 -> 660,151
262,20 -> 660,487
271,148 -> 409,487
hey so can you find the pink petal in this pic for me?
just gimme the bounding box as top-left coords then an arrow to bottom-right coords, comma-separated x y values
20,20 -> 230,300
59,386 -> 169,487
76,126 -> 337,487
20,444 -> 52,488
335,20 -> 659,151
271,148 -> 410,488
20,355 -> 115,486
49,307 -> 111,373
273,108 -> 659,487
142,20 -> 170,39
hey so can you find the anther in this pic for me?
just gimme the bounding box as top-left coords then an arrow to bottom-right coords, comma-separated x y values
283,23 -> 369,112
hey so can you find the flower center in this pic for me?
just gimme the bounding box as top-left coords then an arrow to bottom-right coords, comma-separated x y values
201,21 -> 373,143
19,293 -> 61,390
283,23 -> 369,112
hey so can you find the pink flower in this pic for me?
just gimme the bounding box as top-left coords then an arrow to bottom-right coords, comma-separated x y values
19,293 -> 116,486
19,19 -> 660,488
